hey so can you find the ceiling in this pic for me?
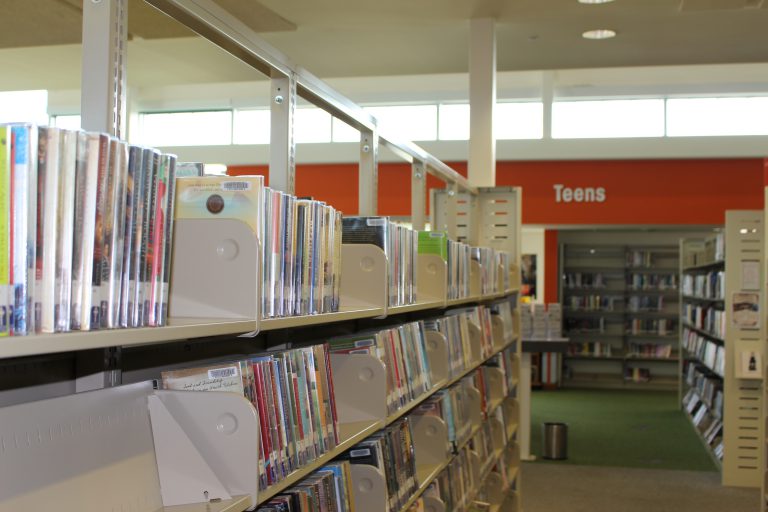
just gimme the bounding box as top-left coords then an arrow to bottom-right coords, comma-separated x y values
0,0 -> 767,90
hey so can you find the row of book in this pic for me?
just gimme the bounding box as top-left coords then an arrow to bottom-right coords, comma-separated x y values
567,342 -> 615,357
683,304 -> 726,338
328,320 -> 433,416
683,387 -> 724,460
682,270 -> 725,300
564,317 -> 606,334
626,249 -> 657,268
627,295 -> 665,312
255,460 -> 354,512
0,123 -> 188,336
160,344 -> 339,491
566,295 -> 623,312
683,326 -> 725,377
626,273 -> 677,291
626,318 -> 675,336
628,342 -> 674,359
262,184 -> 343,318
520,303 -> 562,339
563,272 -> 607,289
685,361 -> 724,417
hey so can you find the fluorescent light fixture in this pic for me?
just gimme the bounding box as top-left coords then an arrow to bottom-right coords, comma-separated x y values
582,29 -> 617,39
578,0 -> 615,3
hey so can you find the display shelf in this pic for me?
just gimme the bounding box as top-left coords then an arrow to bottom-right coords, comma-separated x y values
0,317 -> 258,360
624,354 -> 680,362
163,496 -> 251,512
625,333 -> 678,340
387,299 -> 446,315
257,419 -> 383,504
563,309 -> 625,315
398,459 -> 453,512
682,349 -> 724,379
260,305 -> 385,331
683,259 -> 726,272
564,354 -> 625,361
684,410 -> 723,470
627,267 -> 679,273
386,381 -> 449,426
682,295 -> 725,303
682,323 -> 725,344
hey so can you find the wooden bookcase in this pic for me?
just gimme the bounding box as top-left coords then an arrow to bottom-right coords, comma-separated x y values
559,242 -> 680,390
0,0 -> 522,511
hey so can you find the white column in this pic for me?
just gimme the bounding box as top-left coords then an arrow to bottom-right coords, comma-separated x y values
469,18 -> 496,188
81,0 -> 128,138
359,129 -> 378,215
270,72 -> 297,194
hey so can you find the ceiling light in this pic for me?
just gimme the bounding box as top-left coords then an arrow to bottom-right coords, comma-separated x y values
582,29 -> 617,40
578,0 -> 616,3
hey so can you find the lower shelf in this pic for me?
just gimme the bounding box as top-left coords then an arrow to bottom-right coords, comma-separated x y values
163,496 -> 251,512
562,375 -> 678,391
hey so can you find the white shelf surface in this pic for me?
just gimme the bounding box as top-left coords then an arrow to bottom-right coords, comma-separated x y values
163,495 -> 252,512
261,304 -> 384,331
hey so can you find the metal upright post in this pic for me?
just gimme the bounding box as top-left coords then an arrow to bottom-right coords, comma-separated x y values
81,0 -> 127,137
411,161 -> 426,230
270,71 -> 297,194
359,129 -> 379,215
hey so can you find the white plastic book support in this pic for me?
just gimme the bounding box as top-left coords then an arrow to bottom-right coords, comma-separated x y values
339,244 -> 388,312
170,218 -> 260,322
0,381 -> 260,511
482,472 -> 506,506
423,496 -> 447,512
411,415 -> 451,468
425,330 -> 450,384
418,253 -> 448,305
148,390 -> 260,506
503,398 -> 519,440
468,449 -> 482,489
491,315 -> 506,351
489,417 -> 506,453
469,260 -> 482,298
484,367 -> 505,406
328,353 -> 388,422
465,385 -> 483,429
497,263 -> 506,294
467,321 -> 484,366
349,463 -> 388,512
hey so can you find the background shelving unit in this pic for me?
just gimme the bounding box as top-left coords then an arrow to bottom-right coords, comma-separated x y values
559,242 -> 680,390
0,0 -> 523,510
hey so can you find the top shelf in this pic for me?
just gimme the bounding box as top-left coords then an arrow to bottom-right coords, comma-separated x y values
682,260 -> 725,272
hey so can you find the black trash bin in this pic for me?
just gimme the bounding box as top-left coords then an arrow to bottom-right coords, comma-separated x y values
542,422 -> 568,460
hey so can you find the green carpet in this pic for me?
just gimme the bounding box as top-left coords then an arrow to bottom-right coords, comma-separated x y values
530,389 -> 717,471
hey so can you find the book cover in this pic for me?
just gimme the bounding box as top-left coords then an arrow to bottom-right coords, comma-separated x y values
0,126 -> 9,336
119,146 -> 144,328
90,134 -> 112,329
156,153 -> 177,326
101,138 -> 128,329
54,129 -> 77,332
36,126 -> 61,333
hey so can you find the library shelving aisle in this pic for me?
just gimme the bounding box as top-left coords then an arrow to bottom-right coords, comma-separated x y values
559,243 -> 680,390
0,1 -> 522,512
679,235 -> 726,470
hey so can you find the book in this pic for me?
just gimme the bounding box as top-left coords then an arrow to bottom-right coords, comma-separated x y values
54,129 -> 78,332
100,138 -> 128,329
0,126 -> 9,336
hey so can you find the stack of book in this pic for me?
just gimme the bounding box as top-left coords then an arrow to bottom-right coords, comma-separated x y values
328,321 -> 432,416
567,295 -> 622,311
682,270 -> 725,299
263,189 -> 343,318
547,303 -> 562,337
339,418 -> 417,512
683,304 -> 725,338
160,344 -> 339,491
254,460 -> 355,511
626,317 -> 676,336
626,249 -> 654,268
627,295 -> 664,312
0,123 -> 183,336
628,342 -> 673,359
564,272 -> 606,289
342,217 -> 417,307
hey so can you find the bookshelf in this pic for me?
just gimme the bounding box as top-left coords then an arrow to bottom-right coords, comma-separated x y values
679,235 -> 725,472
0,1 -> 522,511
559,242 -> 680,390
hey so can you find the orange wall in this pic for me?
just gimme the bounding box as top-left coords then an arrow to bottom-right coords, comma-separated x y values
229,158 -> 764,224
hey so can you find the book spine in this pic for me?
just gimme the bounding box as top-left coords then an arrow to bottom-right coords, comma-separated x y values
119,146 -> 143,328
101,139 -> 128,329
157,153 -> 177,326
147,152 -> 171,327
54,129 -> 77,332
90,134 -> 112,329
36,126 -> 59,333
0,126 -> 9,336
10,125 -> 37,335
139,150 -> 160,327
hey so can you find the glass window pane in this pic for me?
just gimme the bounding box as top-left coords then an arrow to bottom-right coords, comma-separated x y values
332,117 -> 360,142
295,107 -> 332,143
667,97 -> 768,136
233,109 -> 270,144
364,105 -> 437,141
552,99 -> 664,138
52,115 -> 81,130
495,102 -> 544,139
139,111 -> 232,146
0,90 -> 48,125
439,104 -> 469,140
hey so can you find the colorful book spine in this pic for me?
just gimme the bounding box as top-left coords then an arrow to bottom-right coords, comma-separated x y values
0,126 -> 9,336
54,129 -> 77,332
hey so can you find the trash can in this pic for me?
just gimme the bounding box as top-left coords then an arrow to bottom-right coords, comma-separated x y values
542,422 -> 568,460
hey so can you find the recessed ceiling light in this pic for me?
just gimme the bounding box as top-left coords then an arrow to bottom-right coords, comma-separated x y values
582,29 -> 617,40
578,0 -> 616,3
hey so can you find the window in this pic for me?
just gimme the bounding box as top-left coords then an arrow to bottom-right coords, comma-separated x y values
0,90 -> 48,125
666,97 -> 768,136
438,104 -> 469,141
139,111 -> 232,146
332,118 -> 360,143
51,115 -> 82,130
552,99 -> 664,138
495,102 -> 544,139
233,109 -> 270,144
364,105 -> 437,141
295,107 -> 332,143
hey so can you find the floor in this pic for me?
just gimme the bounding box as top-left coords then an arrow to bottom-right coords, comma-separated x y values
522,463 -> 759,512
521,389 -> 760,511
